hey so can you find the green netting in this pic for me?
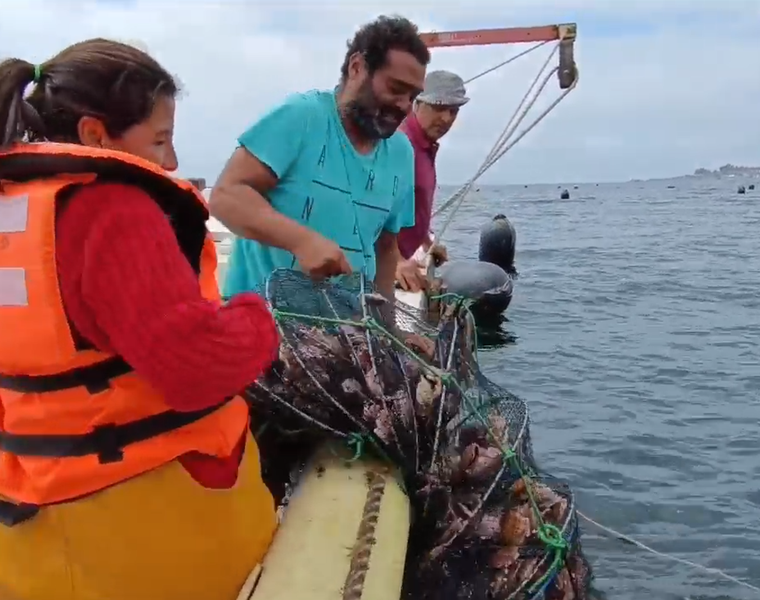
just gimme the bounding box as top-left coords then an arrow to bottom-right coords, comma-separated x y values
245,269 -> 593,600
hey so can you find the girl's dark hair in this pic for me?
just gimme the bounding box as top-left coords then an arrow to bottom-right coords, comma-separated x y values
0,38 -> 179,148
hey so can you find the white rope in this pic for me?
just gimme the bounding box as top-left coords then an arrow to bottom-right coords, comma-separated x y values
464,39 -> 552,85
431,39 -> 578,243
578,510 -> 760,595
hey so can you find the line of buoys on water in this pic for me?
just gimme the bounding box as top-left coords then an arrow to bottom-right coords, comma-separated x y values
522,182 -> 754,198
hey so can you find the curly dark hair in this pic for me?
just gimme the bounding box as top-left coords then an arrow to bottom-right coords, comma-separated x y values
0,38 -> 178,147
340,15 -> 430,80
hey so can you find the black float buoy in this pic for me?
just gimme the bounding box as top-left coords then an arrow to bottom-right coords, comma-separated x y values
438,214 -> 518,319
436,214 -> 518,321
749,184 -> 755,190
479,214 -> 517,276
738,185 -> 746,194
573,185 -> 579,190
560,189 -> 570,199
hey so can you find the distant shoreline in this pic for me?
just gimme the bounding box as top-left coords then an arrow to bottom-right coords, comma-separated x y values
691,164 -> 760,177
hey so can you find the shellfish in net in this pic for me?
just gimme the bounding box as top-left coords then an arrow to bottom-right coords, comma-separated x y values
245,270 -> 593,599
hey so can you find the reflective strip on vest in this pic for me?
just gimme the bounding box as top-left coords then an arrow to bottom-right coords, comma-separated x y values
0,269 -> 27,306
0,194 -> 29,306
0,194 -> 28,233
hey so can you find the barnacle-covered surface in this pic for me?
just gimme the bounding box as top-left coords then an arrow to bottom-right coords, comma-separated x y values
245,270 -> 592,600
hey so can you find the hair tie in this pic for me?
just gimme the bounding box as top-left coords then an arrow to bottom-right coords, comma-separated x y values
33,64 -> 42,84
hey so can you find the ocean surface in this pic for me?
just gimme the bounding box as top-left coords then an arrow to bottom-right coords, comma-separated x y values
215,175 -> 759,599
440,177 -> 760,600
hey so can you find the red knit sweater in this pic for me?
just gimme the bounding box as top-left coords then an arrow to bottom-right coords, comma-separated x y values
55,182 -> 278,489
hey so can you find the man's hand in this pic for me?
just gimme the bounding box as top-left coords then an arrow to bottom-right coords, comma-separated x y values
396,259 -> 428,293
292,231 -> 352,280
429,243 -> 448,266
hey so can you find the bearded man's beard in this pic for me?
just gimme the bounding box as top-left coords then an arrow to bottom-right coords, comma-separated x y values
343,78 -> 406,140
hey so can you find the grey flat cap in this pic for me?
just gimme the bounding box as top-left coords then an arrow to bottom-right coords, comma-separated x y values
417,70 -> 469,107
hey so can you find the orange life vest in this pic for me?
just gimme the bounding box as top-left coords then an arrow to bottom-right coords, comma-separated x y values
0,142 -> 251,518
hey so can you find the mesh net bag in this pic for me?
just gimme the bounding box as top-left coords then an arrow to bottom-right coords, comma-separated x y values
402,372 -> 593,600
244,269 -> 593,600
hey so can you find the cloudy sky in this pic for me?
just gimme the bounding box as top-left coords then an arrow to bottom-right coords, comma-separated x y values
3,0 -> 759,184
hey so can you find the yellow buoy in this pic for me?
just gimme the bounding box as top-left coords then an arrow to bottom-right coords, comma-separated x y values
245,441 -> 411,600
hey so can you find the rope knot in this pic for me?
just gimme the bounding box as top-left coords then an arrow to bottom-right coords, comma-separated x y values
537,523 -> 567,553
499,446 -> 516,461
440,372 -> 455,385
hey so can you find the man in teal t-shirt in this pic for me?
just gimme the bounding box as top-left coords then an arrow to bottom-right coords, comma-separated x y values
210,15 -> 430,301
222,88 -> 415,294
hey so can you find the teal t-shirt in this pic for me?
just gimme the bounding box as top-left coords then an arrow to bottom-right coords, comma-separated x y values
222,89 -> 416,297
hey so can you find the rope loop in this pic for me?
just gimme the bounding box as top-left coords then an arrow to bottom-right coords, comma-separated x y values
537,523 -> 567,552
